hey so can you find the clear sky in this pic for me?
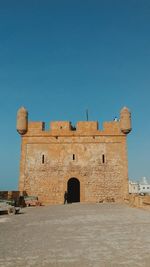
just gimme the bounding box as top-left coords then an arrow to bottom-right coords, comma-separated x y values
0,0 -> 150,190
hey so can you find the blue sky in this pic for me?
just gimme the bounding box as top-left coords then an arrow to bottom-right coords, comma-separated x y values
0,0 -> 150,189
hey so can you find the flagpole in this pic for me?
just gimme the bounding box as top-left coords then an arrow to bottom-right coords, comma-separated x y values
86,109 -> 89,121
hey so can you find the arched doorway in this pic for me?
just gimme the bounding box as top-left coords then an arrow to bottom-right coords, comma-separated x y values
67,178 -> 80,203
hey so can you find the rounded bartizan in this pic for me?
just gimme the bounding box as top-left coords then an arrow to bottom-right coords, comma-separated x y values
16,106 -> 28,135
120,107 -> 132,134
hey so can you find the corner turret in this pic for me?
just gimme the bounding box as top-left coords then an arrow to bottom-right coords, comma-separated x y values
120,107 -> 132,134
16,107 -> 28,135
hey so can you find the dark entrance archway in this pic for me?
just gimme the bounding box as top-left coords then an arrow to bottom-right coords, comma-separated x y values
67,178 -> 80,203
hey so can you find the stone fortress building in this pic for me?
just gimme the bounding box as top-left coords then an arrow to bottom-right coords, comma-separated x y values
17,107 -> 132,204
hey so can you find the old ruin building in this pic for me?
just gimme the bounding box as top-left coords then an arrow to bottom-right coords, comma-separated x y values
17,107 -> 132,204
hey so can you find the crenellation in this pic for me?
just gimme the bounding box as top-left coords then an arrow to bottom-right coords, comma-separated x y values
76,121 -> 98,131
50,121 -> 72,131
28,121 -> 45,133
103,121 -> 121,134
24,120 -> 125,136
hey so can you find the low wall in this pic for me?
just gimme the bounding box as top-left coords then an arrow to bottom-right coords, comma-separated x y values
125,194 -> 150,208
1,191 -> 150,208
0,191 -> 20,200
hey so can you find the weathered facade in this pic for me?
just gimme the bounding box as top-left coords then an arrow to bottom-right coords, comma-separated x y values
17,107 -> 131,204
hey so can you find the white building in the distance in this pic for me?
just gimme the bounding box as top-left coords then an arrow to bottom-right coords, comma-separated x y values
129,181 -> 139,194
138,177 -> 150,195
129,177 -> 150,195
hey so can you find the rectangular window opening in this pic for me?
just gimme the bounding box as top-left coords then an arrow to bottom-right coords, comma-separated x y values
42,155 -> 45,164
73,154 -> 75,160
102,154 -> 105,164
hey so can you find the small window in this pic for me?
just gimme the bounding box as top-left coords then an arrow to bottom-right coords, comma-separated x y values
60,126 -> 63,129
143,187 -> 145,189
73,154 -> 75,160
42,155 -> 45,164
55,136 -> 58,139
102,154 -> 105,164
147,187 -> 149,189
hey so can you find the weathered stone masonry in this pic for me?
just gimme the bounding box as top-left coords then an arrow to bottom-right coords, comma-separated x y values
17,107 -> 132,204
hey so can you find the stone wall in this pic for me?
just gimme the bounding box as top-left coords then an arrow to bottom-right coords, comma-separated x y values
125,194 -> 150,209
0,191 -> 19,200
18,120 -> 129,204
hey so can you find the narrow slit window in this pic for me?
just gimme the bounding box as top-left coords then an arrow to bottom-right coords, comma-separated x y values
73,154 -> 75,160
42,155 -> 45,164
102,154 -> 105,164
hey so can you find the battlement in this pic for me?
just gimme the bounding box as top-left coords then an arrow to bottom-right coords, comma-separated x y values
17,107 -> 132,137
23,120 -> 123,136
50,121 -> 72,131
28,122 -> 45,134
103,121 -> 121,134
76,121 -> 98,131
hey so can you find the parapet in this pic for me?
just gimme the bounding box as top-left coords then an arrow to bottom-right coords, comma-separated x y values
27,122 -> 45,134
103,121 -> 121,134
76,121 -> 98,132
16,106 -> 132,136
50,121 -> 72,131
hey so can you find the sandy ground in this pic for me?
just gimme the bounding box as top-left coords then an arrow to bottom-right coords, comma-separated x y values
0,203 -> 150,267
